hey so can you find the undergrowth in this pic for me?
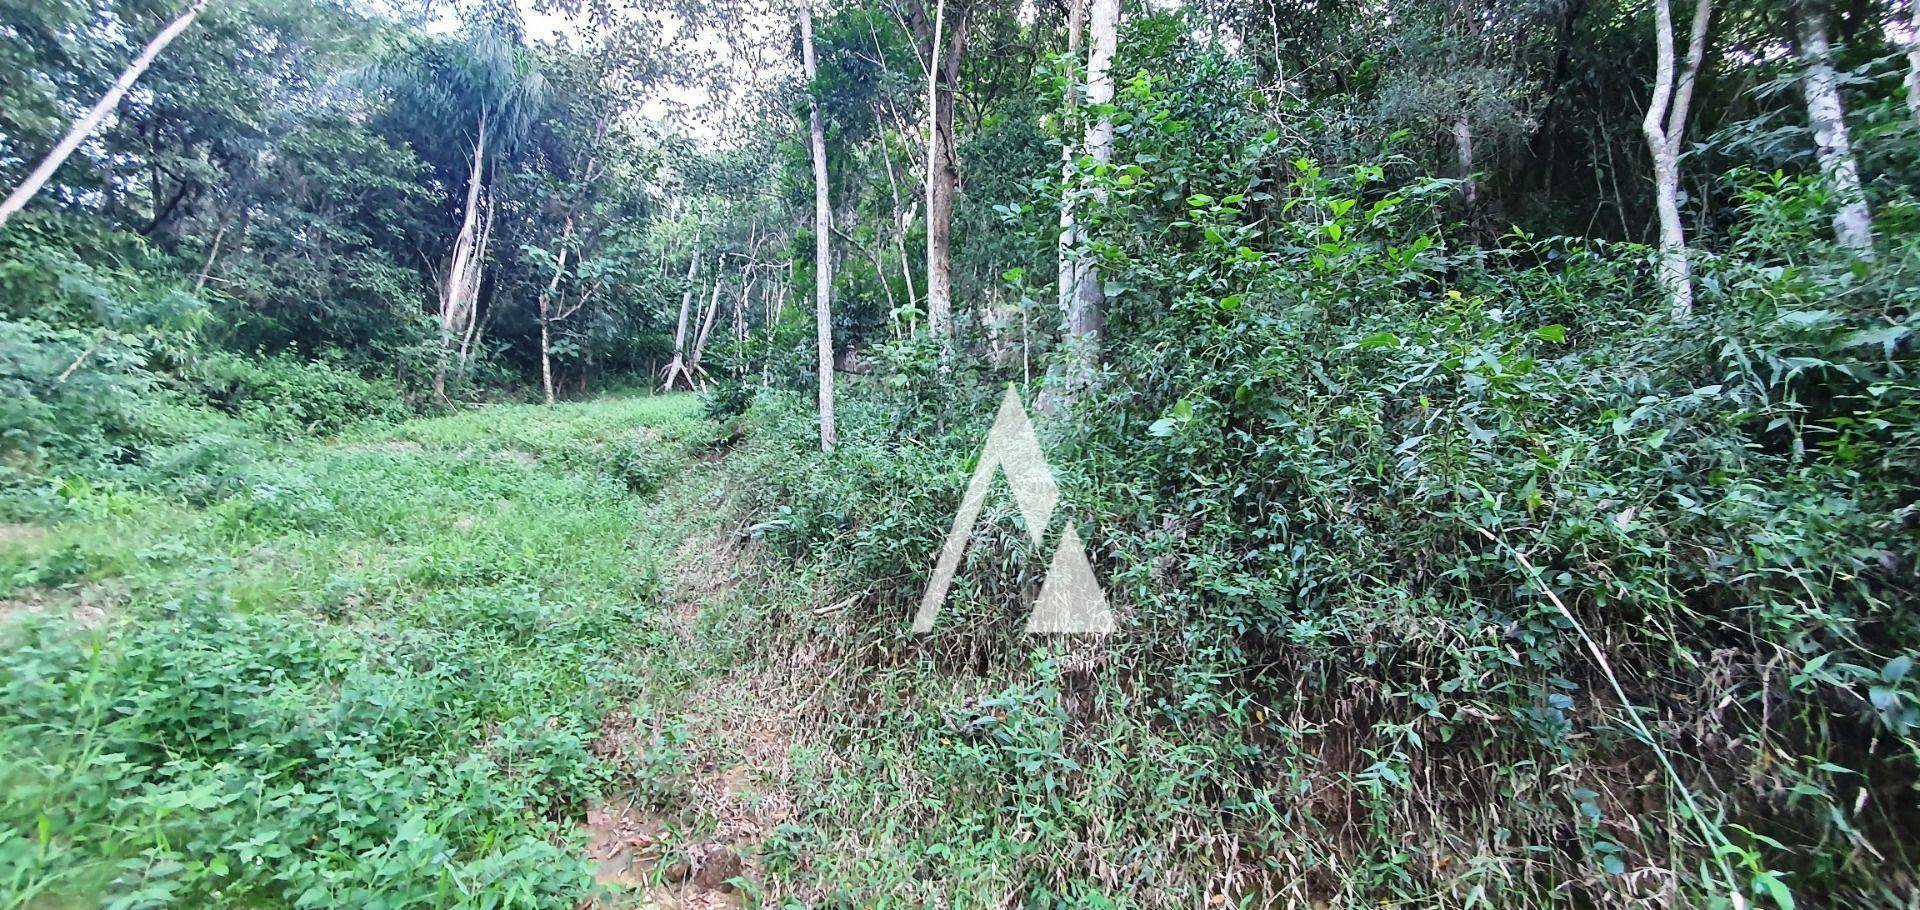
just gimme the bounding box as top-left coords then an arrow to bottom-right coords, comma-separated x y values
0,394 -> 708,909
704,150 -> 1920,910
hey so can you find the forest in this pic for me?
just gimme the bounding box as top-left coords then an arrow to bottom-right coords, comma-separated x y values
1,0 -> 1917,906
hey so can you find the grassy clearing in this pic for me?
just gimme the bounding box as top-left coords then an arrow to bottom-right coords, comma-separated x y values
0,394 -> 707,910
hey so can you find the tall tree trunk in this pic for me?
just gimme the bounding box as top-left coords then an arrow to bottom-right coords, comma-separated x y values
537,215 -> 574,406
436,114 -> 490,402
454,187 -> 495,389
193,210 -> 232,294
691,277 -> 725,381
1797,5 -> 1876,256
1642,0 -> 1712,317
1058,0 -> 1118,398
661,251 -> 701,391
877,138 -> 920,321
0,0 -> 213,231
539,320 -> 554,404
1452,113 -> 1478,212
1056,0 -> 1088,320
734,272 -> 754,368
802,2 -> 837,451
920,0 -> 969,353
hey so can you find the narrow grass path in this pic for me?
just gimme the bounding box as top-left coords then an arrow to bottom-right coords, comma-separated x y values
0,394 -> 762,910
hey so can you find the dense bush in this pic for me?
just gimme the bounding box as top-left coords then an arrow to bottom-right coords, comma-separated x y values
0,396 -> 703,909
0,221 -> 416,511
713,43 -> 1920,909
0,599 -> 601,908
193,353 -> 409,439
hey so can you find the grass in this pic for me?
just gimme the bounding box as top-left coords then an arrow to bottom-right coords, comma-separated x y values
0,394 -> 708,910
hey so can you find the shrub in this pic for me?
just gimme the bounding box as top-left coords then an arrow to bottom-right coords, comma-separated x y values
193,352 -> 408,438
701,378 -> 756,420
713,71 -> 1920,907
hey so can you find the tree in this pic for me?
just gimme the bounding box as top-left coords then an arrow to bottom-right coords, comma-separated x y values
1794,2 -> 1874,257
1055,0 -> 1087,325
534,215 -> 579,404
801,0 -> 837,451
662,247 -> 704,391
1056,0 -> 1117,398
907,0 -> 973,354
525,44 -> 653,404
378,6 -> 547,401
1641,0 -> 1712,316
1359,0 -> 1555,244
0,0 -> 212,231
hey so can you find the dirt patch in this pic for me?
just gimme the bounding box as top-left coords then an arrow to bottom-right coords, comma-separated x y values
0,523 -> 46,549
664,530 -> 740,639
582,799 -> 667,895
0,585 -> 118,631
339,439 -> 425,454
670,674 -> 798,866
582,798 -> 747,909
489,449 -> 540,467
582,516 -> 802,908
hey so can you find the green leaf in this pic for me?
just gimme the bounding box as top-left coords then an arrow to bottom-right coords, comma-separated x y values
1756,872 -> 1795,910
1534,324 -> 1566,343
1777,309 -> 1838,329
1841,324 -> 1909,354
1358,332 -> 1401,350
1791,652 -> 1831,688
1883,655 -> 1911,683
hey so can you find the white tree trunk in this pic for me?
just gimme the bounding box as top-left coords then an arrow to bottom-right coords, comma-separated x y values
802,2 -> 837,451
734,272 -> 754,360
1798,7 -> 1875,256
1641,0 -> 1712,317
537,216 -> 573,406
0,0 -> 213,230
539,320 -> 554,404
453,187 -> 495,388
691,277 -> 725,379
436,114 -> 489,400
1056,0 -> 1088,320
1060,0 -> 1118,394
661,251 -> 701,390
876,139 -> 919,322
193,214 -> 230,293
1452,113 -> 1478,211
